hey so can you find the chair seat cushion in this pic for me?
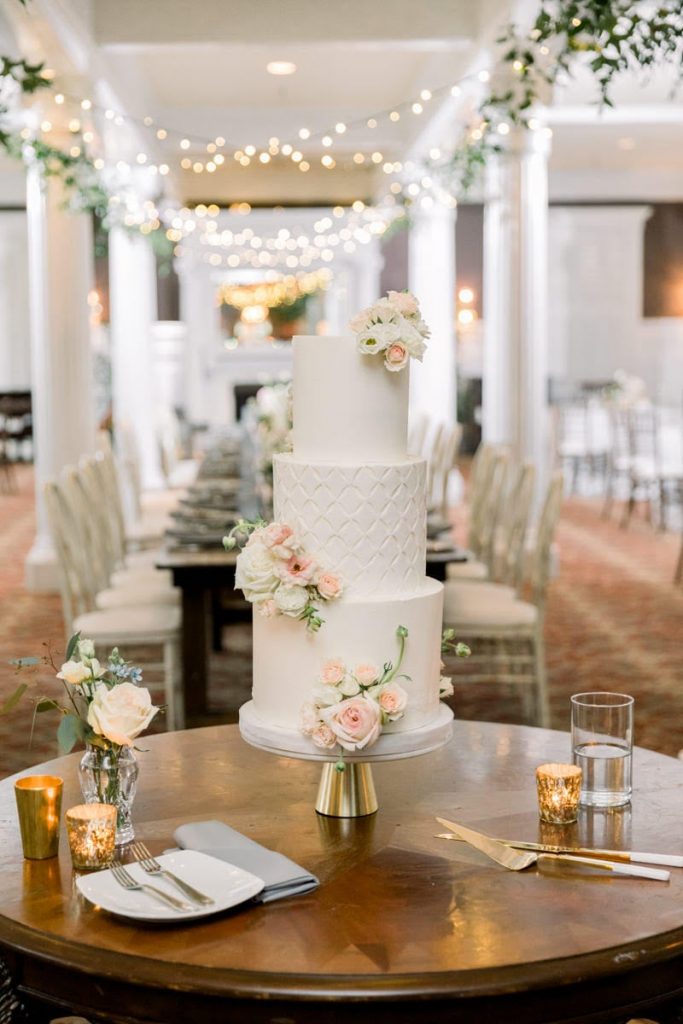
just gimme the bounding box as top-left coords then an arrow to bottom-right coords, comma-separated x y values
96,585 -> 180,610
443,580 -> 537,630
74,605 -> 180,643
446,560 -> 489,581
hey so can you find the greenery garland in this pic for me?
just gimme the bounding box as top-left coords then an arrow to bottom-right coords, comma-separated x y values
420,0 -> 683,199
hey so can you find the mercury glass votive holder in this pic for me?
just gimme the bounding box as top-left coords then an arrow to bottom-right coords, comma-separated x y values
536,763 -> 583,824
15,775 -> 63,860
66,803 -> 117,871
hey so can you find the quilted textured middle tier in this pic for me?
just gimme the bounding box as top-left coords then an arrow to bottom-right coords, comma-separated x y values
273,453 -> 427,597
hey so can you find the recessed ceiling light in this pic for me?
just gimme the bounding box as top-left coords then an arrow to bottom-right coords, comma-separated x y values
267,61 -> 297,76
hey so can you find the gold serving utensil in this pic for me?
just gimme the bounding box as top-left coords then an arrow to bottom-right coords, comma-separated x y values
436,819 -> 670,882
434,832 -> 683,869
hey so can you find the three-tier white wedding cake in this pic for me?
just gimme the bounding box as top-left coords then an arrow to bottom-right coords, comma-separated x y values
238,293 -> 451,759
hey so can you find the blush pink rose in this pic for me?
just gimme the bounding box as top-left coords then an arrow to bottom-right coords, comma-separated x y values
320,659 -> 345,685
316,572 -> 342,600
354,663 -> 379,686
277,553 -> 317,585
321,696 -> 381,751
257,598 -> 278,618
378,682 -> 408,721
311,723 -> 337,749
388,290 -> 419,317
299,702 -> 319,736
261,522 -> 294,549
384,342 -> 409,372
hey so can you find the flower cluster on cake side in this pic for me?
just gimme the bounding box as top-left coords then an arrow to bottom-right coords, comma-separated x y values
349,290 -> 430,372
299,627 -> 471,754
226,519 -> 342,632
300,625 -> 410,752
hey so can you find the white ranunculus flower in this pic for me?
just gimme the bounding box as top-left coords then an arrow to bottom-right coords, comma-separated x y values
77,639 -> 96,661
235,541 -> 279,603
87,682 -> 158,747
357,321 -> 401,355
311,682 -> 342,707
339,676 -> 361,697
273,584 -> 309,617
57,660 -> 91,686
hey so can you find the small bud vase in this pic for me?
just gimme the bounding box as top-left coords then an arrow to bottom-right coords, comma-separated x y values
78,744 -> 139,845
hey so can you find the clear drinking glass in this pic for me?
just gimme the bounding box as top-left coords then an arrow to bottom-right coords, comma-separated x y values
571,692 -> 634,807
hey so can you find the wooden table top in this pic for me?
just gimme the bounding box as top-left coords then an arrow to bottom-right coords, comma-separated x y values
156,547 -> 237,570
1,721 -> 682,1024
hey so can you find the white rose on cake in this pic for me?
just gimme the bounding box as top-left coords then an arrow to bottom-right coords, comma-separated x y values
273,584 -> 309,617
87,682 -> 158,747
387,290 -> 419,317
235,541 -> 279,602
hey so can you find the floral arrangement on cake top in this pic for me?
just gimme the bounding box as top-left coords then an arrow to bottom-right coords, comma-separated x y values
300,626 -> 410,752
225,519 -> 343,633
349,290 -> 430,372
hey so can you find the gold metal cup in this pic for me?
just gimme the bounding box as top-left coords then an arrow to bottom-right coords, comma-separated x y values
15,775 -> 63,860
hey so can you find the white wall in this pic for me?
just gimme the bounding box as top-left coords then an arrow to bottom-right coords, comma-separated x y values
0,209 -> 31,390
547,205 -> 683,404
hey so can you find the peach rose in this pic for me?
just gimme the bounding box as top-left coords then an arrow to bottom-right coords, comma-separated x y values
316,572 -> 342,600
378,682 -> 408,722
321,696 -> 381,751
320,659 -> 345,685
311,723 -> 337,749
384,342 -> 409,372
388,289 -> 419,317
87,682 -> 158,747
354,663 -> 379,686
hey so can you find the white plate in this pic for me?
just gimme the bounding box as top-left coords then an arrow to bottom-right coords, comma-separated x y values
76,850 -> 264,922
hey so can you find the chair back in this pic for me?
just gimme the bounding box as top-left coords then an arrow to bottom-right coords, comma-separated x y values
60,466 -> 111,597
44,479 -> 95,633
425,422 -> 446,499
472,451 -> 509,558
466,443 -> 496,549
500,463 -> 536,587
430,423 -> 462,516
528,472 -> 564,609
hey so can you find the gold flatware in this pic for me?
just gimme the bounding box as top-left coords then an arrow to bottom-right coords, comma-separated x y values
435,833 -> 683,869
436,819 -> 670,882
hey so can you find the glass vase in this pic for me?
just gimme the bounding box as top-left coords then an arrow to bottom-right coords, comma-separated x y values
78,744 -> 138,845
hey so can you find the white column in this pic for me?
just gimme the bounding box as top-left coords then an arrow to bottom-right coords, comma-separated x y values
0,210 -> 31,390
109,228 -> 164,489
25,169 -> 96,591
483,125 -> 551,492
177,259 -> 221,426
408,203 -> 457,424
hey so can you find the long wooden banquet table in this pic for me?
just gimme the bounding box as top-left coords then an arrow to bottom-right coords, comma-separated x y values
1,721 -> 682,1024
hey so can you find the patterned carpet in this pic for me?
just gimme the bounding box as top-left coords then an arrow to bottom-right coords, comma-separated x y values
0,466 -> 681,779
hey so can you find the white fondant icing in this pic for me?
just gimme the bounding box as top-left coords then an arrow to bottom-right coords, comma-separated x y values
292,335 -> 409,464
273,454 -> 427,597
252,578 -> 444,735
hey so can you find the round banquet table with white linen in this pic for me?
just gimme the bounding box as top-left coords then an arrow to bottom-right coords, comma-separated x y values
0,721 -> 682,1024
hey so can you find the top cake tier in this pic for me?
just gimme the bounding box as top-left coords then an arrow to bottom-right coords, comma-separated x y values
292,335 -> 409,464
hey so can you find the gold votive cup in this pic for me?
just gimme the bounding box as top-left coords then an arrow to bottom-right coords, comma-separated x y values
536,763 -> 582,824
15,775 -> 63,860
66,803 -> 117,871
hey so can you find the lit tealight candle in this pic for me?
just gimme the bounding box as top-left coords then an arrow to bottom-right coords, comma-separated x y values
536,763 -> 582,824
66,804 -> 117,871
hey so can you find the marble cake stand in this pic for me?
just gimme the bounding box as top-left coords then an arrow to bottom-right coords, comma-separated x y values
239,701 -> 454,817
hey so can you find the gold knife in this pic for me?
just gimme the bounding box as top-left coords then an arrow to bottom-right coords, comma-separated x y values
434,833 -> 683,869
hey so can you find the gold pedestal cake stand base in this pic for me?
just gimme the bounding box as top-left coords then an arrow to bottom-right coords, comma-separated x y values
315,762 -> 378,818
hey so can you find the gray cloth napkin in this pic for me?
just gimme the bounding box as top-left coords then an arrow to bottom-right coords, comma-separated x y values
173,820 -> 319,903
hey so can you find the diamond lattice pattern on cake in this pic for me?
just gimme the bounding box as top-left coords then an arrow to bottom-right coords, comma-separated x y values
274,459 -> 426,597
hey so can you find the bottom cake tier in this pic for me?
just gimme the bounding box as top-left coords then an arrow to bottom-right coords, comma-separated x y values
251,577 -> 444,736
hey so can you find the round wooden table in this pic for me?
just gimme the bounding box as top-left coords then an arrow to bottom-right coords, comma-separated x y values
1,721 -> 682,1024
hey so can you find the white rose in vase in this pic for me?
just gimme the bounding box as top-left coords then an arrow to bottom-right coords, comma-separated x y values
57,660 -> 92,686
87,682 -> 159,747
